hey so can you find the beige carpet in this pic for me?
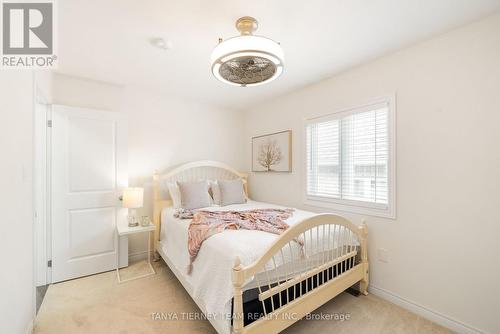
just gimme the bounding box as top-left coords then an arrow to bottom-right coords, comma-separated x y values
34,260 -> 452,334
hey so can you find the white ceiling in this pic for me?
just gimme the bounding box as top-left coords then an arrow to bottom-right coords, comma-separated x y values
57,0 -> 500,110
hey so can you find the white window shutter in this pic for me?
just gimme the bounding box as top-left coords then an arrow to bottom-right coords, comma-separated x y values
306,101 -> 391,212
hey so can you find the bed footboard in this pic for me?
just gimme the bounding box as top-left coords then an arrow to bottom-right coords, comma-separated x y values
232,214 -> 368,334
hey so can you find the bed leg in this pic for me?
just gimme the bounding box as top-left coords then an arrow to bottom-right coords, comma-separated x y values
232,257 -> 244,334
153,251 -> 160,262
359,275 -> 369,296
359,222 -> 369,296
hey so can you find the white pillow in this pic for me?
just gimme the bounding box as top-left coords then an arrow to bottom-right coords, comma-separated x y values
209,180 -> 222,205
167,182 -> 181,208
242,179 -> 248,199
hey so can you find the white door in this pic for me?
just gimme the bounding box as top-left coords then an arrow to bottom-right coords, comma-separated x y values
34,102 -> 49,286
51,105 -> 127,283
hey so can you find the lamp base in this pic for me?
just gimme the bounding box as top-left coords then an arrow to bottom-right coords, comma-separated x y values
127,210 -> 139,227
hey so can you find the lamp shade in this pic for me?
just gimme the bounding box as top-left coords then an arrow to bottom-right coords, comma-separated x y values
122,187 -> 144,209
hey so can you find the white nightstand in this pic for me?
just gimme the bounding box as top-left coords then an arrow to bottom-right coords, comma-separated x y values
116,221 -> 156,283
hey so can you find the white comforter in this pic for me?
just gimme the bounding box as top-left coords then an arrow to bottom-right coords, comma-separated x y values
160,200 -> 316,320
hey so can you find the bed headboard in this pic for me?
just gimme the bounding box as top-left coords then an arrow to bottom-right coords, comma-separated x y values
152,160 -> 248,257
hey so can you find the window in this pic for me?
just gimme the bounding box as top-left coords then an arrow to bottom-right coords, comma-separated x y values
305,98 -> 395,218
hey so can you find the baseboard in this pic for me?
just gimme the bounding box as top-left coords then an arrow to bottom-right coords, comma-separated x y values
128,250 -> 152,263
25,319 -> 34,334
368,285 -> 484,334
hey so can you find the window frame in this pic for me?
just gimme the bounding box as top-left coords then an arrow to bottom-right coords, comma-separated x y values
303,95 -> 396,219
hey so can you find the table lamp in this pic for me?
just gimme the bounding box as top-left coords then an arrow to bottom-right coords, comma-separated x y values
123,187 -> 144,227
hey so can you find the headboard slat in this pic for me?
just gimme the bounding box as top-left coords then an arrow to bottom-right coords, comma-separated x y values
152,161 -> 248,259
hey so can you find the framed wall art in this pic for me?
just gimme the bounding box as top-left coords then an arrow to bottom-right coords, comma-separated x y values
252,130 -> 292,172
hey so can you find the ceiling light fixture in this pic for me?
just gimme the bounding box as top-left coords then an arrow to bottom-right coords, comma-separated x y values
211,16 -> 284,87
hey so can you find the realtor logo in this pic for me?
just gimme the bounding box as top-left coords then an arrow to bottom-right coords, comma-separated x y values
1,1 -> 56,68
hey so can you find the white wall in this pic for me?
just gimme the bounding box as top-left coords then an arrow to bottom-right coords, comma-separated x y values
122,87 -> 244,255
0,72 -> 34,334
242,13 -> 500,334
49,73 -> 244,258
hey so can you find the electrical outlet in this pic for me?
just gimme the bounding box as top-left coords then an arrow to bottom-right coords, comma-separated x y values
377,248 -> 389,263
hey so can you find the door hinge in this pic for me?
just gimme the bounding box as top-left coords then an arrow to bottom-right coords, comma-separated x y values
47,120 -> 52,127
47,260 -> 52,268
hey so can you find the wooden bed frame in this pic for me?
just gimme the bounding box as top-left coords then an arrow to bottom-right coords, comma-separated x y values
152,160 -> 369,334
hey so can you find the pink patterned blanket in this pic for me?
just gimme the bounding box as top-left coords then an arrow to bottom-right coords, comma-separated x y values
187,208 -> 294,274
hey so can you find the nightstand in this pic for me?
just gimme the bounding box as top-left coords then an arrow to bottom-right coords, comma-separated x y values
116,221 -> 156,283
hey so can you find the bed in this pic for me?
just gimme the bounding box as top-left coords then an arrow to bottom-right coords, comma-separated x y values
152,161 -> 369,334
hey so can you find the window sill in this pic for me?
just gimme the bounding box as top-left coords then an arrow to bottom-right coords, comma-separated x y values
304,197 -> 396,219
